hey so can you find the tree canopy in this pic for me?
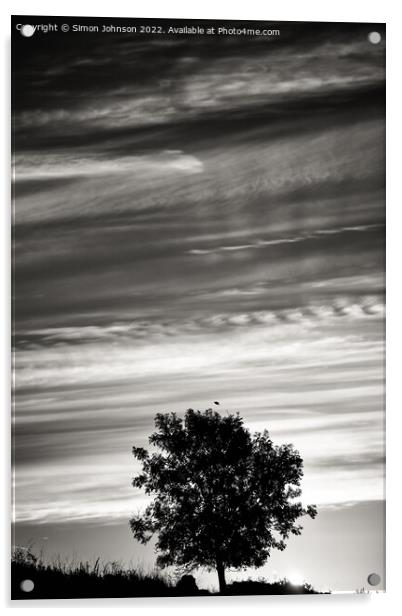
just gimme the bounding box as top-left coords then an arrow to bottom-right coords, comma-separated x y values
130,408 -> 317,593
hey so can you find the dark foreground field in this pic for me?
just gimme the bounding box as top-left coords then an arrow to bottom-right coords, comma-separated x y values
12,550 -> 321,599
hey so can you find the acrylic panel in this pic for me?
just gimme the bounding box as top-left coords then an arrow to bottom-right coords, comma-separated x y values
11,16 -> 385,599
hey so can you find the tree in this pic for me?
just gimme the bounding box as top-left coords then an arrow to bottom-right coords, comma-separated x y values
130,409 -> 317,593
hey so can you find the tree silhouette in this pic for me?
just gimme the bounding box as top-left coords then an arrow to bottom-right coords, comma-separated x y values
130,409 -> 317,593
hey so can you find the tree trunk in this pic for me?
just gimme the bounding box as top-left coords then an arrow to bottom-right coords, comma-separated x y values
216,558 -> 227,594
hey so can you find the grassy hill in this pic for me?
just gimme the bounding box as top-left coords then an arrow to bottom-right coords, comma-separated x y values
11,548 -> 321,599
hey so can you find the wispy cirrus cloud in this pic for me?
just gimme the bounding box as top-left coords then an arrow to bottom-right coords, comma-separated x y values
14,294 -> 384,349
187,224 -> 383,255
13,151 -> 204,181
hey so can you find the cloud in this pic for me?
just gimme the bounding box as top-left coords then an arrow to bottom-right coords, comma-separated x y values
11,22 -> 385,532
13,28 -> 384,148
13,151 -> 204,181
187,224 -> 382,255
14,295 -> 384,349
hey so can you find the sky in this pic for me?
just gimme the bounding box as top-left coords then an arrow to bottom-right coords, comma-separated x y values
11,17 -> 385,592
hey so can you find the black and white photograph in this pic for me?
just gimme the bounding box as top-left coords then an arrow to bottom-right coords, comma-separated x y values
11,15 -> 385,599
